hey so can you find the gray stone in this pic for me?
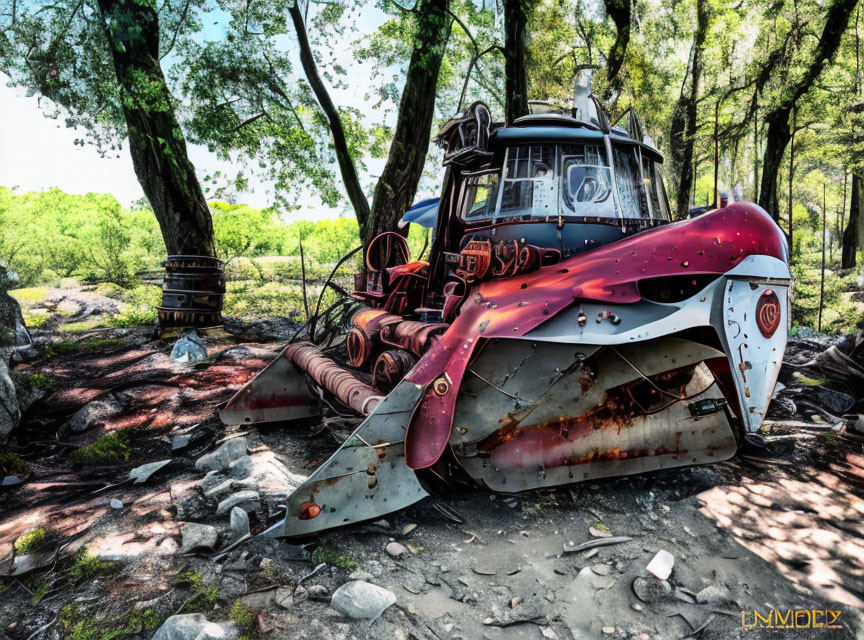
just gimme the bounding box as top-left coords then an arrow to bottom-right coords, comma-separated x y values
170,332 -> 208,364
196,438 -> 248,473
631,576 -> 672,603
696,585 -> 730,604
61,396 -> 124,435
308,584 -> 329,601
216,490 -> 259,516
330,580 -> 396,621
172,434 -> 192,451
2,474 -> 22,486
0,358 -> 21,444
203,479 -> 234,499
151,614 -> 238,640
180,522 -> 219,553
201,470 -> 226,494
385,542 -> 408,558
8,549 -> 57,577
129,459 -> 171,484
230,506 -> 250,539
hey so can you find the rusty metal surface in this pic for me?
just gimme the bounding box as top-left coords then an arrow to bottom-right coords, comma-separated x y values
451,337 -> 736,492
283,379 -> 428,537
286,341 -> 382,416
220,344 -> 321,425
380,320 -> 448,357
403,205 -> 788,469
372,350 -> 416,393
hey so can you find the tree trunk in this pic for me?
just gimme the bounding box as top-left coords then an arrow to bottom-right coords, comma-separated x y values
668,0 -> 709,217
602,0 -> 630,101
365,0 -> 452,246
759,0 -> 859,219
96,0 -> 214,257
842,173 -> 864,269
503,0 -> 531,124
289,2 -> 371,233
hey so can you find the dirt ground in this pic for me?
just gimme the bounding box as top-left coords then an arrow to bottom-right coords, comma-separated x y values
1,320 -> 863,640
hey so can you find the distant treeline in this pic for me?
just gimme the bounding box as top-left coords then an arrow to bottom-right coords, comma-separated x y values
0,188 -> 426,289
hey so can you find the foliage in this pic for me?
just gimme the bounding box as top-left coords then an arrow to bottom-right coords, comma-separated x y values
59,603 -> 163,640
67,430 -> 133,465
68,549 -> 115,582
0,451 -> 28,476
310,544 -> 358,571
175,571 -> 220,613
14,529 -> 46,555
230,601 -> 256,630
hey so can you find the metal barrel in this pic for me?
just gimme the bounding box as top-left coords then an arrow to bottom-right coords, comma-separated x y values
158,255 -> 226,330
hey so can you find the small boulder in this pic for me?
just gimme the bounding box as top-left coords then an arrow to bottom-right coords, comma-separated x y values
330,580 -> 396,621
308,584 -> 329,601
61,396 -> 125,435
216,490 -> 259,516
0,358 -> 21,444
170,331 -> 208,364
229,506 -> 250,539
196,438 -> 248,473
151,613 -> 238,640
696,584 -> 730,604
179,522 -> 219,553
385,542 -> 408,558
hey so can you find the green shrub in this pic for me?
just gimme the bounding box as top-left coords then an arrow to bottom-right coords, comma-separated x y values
230,601 -> 255,629
68,549 -> 115,582
310,545 -> 358,571
25,373 -> 55,391
0,451 -> 28,475
68,430 -> 132,465
14,528 -> 46,554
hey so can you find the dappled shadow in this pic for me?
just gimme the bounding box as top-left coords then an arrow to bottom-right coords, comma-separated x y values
699,443 -> 864,610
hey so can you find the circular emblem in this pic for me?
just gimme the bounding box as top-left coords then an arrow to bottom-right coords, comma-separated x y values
756,289 -> 781,338
432,375 -> 451,396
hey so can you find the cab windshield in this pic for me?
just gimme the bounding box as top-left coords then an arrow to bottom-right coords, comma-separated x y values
460,143 -> 669,222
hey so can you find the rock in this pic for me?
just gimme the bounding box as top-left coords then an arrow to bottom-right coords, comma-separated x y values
172,434 -> 192,451
274,587 -> 293,609
2,475 -> 23,486
0,357 -> 21,443
330,581 -> 396,621
110,498 -> 123,509
601,627 -> 615,634
230,506 -> 250,539
401,523 -> 417,536
7,549 -> 57,577
61,396 -> 125,435
151,613 -> 238,640
203,479 -> 235,499
170,331 -> 208,363
589,524 -> 612,538
645,549 -> 674,580
180,522 -> 219,553
216,490 -> 259,516
673,588 -> 696,604
631,576 -> 672,603
385,542 -> 409,558
196,438 -> 248,473
591,564 -> 613,576
129,459 -> 171,484
308,584 -> 329,601
696,585 -> 730,604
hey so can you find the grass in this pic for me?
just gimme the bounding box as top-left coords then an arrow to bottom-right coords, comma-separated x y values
14,528 -> 46,554
59,604 -> 164,640
175,571 -> 220,613
43,338 -> 125,360
0,451 -> 28,476
68,549 -> 116,582
310,545 -> 358,571
231,601 -> 255,630
25,372 -> 55,391
22,311 -> 48,328
62,320 -> 105,332
67,429 -> 132,465
9,287 -> 47,307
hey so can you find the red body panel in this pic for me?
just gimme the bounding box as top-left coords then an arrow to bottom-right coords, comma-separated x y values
403,203 -> 787,469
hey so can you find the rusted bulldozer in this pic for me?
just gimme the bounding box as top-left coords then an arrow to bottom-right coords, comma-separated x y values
221,92 -> 790,537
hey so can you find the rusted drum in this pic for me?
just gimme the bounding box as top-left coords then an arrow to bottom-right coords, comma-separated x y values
158,255 -> 225,330
372,349 -> 417,393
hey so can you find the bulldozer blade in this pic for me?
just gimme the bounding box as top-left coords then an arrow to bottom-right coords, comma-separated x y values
220,344 -> 321,426
451,337 -> 737,492
283,379 -> 428,537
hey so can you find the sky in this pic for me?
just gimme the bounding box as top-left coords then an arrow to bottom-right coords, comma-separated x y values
0,5 -> 399,222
